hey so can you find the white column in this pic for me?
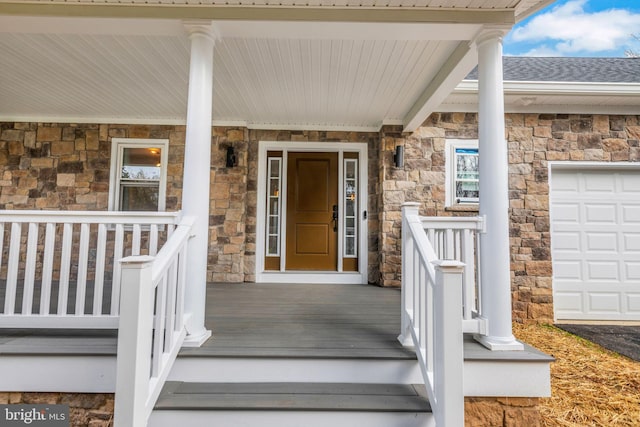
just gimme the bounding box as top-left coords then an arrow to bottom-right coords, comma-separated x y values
475,30 -> 523,351
181,21 -> 216,346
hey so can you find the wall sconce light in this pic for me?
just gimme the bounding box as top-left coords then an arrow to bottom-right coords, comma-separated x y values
226,146 -> 237,168
393,145 -> 404,168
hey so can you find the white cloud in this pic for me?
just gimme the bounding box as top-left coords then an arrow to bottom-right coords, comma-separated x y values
510,0 -> 640,55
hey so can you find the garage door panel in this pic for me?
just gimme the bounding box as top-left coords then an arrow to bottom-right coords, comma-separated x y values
588,293 -> 621,313
553,261 -> 582,280
551,171 -> 580,192
587,262 -> 619,281
585,232 -> 618,252
627,294 -> 640,313
624,234 -> 640,251
551,167 -> 640,321
627,262 -> 640,280
552,232 -> 581,251
553,291 -> 584,312
584,204 -> 617,224
552,203 -> 580,222
621,174 -> 640,192
622,205 -> 640,223
584,173 -> 616,192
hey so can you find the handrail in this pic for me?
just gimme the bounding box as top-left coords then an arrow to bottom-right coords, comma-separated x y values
0,210 -> 181,329
399,203 -> 464,427
113,216 -> 194,427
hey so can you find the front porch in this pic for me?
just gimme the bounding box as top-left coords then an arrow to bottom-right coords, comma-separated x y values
0,281 -> 552,426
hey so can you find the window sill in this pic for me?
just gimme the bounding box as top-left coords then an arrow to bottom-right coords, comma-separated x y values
445,204 -> 479,213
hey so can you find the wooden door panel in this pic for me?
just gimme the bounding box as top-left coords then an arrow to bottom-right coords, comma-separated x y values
286,152 -> 338,271
295,224 -> 329,254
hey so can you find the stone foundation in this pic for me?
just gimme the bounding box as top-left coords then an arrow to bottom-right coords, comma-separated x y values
0,392 -> 114,427
465,397 -> 542,427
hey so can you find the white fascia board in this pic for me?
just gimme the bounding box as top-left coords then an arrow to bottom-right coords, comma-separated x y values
0,15 -> 185,36
0,115 -> 188,126
455,80 -> 640,97
436,103 -> 640,115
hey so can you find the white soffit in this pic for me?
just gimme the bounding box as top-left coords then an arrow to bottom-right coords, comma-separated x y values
0,16 -> 480,130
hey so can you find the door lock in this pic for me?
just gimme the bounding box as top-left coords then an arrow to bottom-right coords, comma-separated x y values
332,205 -> 338,232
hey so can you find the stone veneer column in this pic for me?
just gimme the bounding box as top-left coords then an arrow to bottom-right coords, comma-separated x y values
181,21 -> 216,346
475,30 -> 523,350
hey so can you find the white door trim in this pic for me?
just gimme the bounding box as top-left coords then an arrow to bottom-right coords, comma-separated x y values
256,141 -> 369,284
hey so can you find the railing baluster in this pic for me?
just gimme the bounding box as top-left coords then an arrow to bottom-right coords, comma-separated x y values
462,228 -> 475,320
58,223 -> 73,316
132,224 -> 141,256
94,224 -> 107,315
22,223 -> 39,314
175,244 -> 188,332
0,223 -> 4,285
152,276 -> 168,377
40,223 -> 56,315
111,224 -> 125,316
149,224 -> 159,256
5,223 -> 22,315
165,261 -> 177,350
75,223 -> 90,315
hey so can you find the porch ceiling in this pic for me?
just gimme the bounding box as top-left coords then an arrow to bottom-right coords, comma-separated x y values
0,1 -> 550,132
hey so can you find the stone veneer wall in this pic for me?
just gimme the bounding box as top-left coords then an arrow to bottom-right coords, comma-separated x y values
0,122 -> 383,284
0,123 -> 184,211
0,392 -> 114,427
379,113 -> 640,322
465,397 -> 541,427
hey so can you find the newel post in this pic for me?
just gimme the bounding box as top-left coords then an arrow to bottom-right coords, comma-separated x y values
433,260 -> 465,427
113,255 -> 155,427
398,202 -> 420,347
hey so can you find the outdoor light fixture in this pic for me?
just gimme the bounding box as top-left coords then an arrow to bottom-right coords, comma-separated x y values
394,145 -> 404,168
226,146 -> 237,168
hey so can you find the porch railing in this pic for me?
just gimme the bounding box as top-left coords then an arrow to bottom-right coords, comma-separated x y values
399,203 -> 464,427
0,210 -> 181,328
421,216 -> 487,335
113,216 -> 194,426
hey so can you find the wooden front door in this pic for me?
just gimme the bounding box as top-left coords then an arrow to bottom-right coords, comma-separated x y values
286,152 -> 339,271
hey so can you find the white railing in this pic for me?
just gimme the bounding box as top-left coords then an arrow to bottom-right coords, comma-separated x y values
421,216 -> 487,335
0,210 -> 181,328
113,215 -> 194,427
399,203 -> 464,427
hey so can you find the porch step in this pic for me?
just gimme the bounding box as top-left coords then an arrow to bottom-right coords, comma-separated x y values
149,381 -> 433,427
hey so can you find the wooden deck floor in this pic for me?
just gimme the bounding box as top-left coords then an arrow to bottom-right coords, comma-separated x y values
0,282 -> 413,359
181,282 -> 414,359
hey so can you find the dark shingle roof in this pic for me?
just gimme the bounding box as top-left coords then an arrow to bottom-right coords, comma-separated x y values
466,57 -> 640,83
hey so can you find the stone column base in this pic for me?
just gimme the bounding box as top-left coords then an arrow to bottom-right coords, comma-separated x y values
465,396 -> 542,427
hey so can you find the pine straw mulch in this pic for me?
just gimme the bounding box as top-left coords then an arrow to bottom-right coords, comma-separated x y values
513,323 -> 640,427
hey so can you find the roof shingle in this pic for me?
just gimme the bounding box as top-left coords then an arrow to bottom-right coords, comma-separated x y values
466,57 -> 640,83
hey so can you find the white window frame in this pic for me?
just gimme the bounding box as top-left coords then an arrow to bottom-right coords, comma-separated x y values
445,139 -> 479,207
108,138 -> 169,212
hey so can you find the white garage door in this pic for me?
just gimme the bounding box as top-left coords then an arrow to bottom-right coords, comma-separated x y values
550,167 -> 640,321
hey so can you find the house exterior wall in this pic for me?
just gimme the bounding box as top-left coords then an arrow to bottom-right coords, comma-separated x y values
379,113 -> 640,323
2,115 -> 639,322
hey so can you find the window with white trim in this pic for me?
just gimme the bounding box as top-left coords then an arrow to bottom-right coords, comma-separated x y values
445,139 -> 479,206
109,138 -> 169,211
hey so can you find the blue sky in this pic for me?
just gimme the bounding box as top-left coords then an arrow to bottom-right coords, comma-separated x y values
503,0 -> 640,57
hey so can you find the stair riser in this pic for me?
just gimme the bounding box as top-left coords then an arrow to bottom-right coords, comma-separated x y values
150,411 -> 435,427
169,358 -> 422,384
